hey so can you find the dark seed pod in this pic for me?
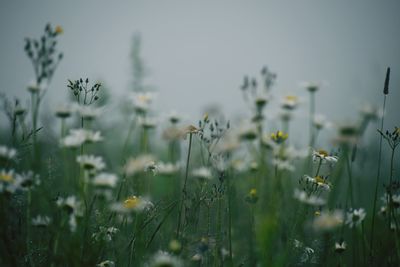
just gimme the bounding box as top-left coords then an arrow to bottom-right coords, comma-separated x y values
383,67 -> 390,95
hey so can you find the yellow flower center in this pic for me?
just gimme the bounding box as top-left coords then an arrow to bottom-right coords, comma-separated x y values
318,149 -> 329,157
285,95 -> 298,102
250,188 -> 257,197
0,174 -> 13,182
55,25 -> 63,34
315,176 -> 325,184
271,131 -> 288,143
124,196 -> 141,209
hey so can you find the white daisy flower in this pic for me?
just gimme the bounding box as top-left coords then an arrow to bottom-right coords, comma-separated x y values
55,104 -> 73,118
130,92 -> 156,113
313,114 -> 332,130
313,210 -> 344,231
293,189 -> 326,206
281,95 -> 300,110
272,158 -> 295,172
97,260 -> 115,267
32,215 -> 51,227
300,81 -> 321,93
77,105 -> 102,121
124,154 -> 156,176
61,129 -> 103,148
360,104 -> 382,120
335,241 -> 347,253
312,149 -> 338,164
111,195 -> 154,214
0,145 -> 17,161
0,169 -> 17,193
92,173 -> 118,188
148,251 -> 183,267
56,195 -> 84,232
302,175 -> 331,191
27,81 -> 46,94
77,155 -> 106,172
138,116 -> 158,129
157,162 -> 180,175
345,208 -> 366,228
192,167 -> 213,181
13,171 -> 40,190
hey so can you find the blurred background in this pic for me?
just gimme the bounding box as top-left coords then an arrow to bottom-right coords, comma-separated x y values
1,0 -> 399,142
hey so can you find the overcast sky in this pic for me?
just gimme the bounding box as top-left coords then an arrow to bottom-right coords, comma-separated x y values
1,0 -> 399,140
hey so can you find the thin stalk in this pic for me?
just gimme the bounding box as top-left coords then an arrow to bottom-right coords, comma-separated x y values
226,172 -> 233,266
214,195 -> 222,267
122,115 -> 136,159
314,158 -> 323,177
346,154 -> 355,208
176,133 -> 193,240
26,189 -> 34,267
370,95 -> 386,255
309,91 -> 316,147
388,148 -> 396,229
51,216 -> 67,267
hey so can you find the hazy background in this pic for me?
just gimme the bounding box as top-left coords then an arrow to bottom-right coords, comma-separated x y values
1,0 -> 399,142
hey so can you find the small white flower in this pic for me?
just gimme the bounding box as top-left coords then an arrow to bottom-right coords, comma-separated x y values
125,154 -> 156,176
55,104 -> 73,118
300,81 -> 321,93
77,155 -> 106,172
0,169 -> 17,193
13,171 -> 40,190
77,105 -> 102,120
0,145 -> 17,161
335,241 -> 346,253
138,116 -> 158,129
56,196 -> 83,232
92,173 -> 118,188
281,95 -> 299,110
313,210 -> 344,231
312,149 -> 338,164
61,129 -> 103,148
302,175 -> 331,191
381,193 -> 400,208
360,104 -> 382,120
272,159 -> 295,172
111,196 -> 154,214
148,251 -> 183,267
192,167 -> 213,181
294,189 -> 326,206
27,81 -> 46,94
166,110 -> 182,124
313,114 -> 332,130
130,92 -> 156,113
97,260 -> 115,267
345,208 -> 366,228
157,162 -> 180,175
32,215 -> 51,227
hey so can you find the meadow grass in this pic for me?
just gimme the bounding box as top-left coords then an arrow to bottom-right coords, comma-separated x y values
0,24 -> 399,267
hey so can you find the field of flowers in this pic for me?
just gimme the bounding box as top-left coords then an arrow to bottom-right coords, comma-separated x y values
0,24 -> 399,267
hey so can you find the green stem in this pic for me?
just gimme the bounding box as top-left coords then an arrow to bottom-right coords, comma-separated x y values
370,95 -> 386,256
26,189 -> 34,267
309,91 -> 316,148
176,133 -> 193,240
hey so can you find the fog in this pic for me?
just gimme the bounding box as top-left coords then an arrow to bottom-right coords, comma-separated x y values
1,0 -> 399,139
